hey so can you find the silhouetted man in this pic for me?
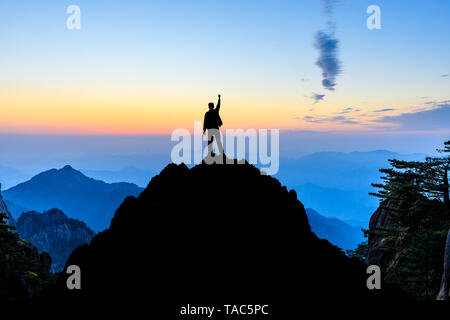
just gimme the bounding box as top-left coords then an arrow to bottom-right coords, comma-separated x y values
203,94 -> 224,158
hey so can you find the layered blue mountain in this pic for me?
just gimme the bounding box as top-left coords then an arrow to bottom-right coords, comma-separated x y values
81,166 -> 156,188
1,150 -> 425,247
3,165 -> 143,231
68,150 -> 425,225
306,208 -> 364,250
4,199 -> 28,220
296,184 -> 376,227
276,150 -> 425,224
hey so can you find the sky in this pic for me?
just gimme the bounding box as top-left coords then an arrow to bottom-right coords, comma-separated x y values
0,0 -> 449,168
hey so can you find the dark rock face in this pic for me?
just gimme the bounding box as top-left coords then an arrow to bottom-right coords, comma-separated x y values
41,162 -> 406,312
437,228 -> 450,300
366,198 -> 401,274
17,209 -> 96,272
40,252 -> 52,273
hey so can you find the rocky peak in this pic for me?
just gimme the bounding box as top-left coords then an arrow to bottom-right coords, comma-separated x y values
17,209 -> 96,272
42,161 -> 406,310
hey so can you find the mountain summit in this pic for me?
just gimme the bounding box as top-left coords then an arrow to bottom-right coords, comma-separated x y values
3,166 -> 143,231
42,161 -> 405,311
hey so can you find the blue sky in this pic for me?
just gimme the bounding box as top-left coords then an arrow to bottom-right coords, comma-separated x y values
0,0 -> 449,173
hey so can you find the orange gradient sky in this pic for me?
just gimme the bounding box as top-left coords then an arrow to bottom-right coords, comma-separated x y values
0,1 -> 449,135
0,84 -> 445,135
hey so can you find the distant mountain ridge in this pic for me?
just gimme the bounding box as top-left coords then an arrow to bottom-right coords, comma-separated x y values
0,150 -> 425,224
277,150 -> 426,222
17,209 -> 95,272
278,150 -> 426,190
297,184 -> 377,226
81,166 -> 156,188
306,208 -> 364,250
4,165 -> 143,231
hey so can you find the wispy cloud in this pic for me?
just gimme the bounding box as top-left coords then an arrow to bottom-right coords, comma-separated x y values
373,108 -> 395,113
340,120 -> 360,124
303,115 -> 360,125
373,103 -> 450,130
311,93 -> 326,104
313,0 -> 341,92
320,0 -> 337,14
440,74 -> 448,77
299,99 -> 450,132
338,107 -> 360,114
314,31 -> 341,91
423,99 -> 450,107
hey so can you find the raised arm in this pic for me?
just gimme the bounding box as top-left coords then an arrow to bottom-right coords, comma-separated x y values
203,113 -> 207,134
215,94 -> 221,112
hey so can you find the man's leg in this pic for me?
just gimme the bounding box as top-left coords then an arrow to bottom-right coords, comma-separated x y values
207,130 -> 214,156
213,130 -> 224,155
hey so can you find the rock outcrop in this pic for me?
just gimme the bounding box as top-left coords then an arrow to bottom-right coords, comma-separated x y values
366,197 -> 407,277
41,161 -> 406,312
17,209 -> 96,272
367,193 -> 449,300
0,183 -> 16,227
366,198 -> 394,266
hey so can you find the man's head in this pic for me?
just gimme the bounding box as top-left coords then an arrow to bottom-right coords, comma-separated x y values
208,102 -> 214,109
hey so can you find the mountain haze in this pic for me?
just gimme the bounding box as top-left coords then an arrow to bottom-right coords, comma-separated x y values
277,150 -> 425,222
4,165 -> 143,231
306,208 -> 364,250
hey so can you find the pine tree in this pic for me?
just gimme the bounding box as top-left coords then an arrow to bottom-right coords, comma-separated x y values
346,240 -> 368,262
368,140 -> 450,300
0,212 -> 54,301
